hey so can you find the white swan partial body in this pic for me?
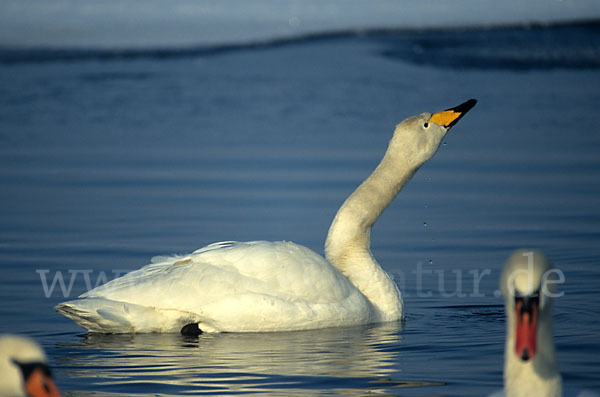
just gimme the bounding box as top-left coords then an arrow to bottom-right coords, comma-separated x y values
0,334 -> 62,397
496,250 -> 599,397
56,99 -> 477,334
490,388 -> 599,397
499,250 -> 562,396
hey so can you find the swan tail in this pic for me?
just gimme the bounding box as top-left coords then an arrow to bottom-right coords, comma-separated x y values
55,298 -> 198,333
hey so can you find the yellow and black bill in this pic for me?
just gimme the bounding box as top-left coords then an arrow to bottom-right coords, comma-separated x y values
429,98 -> 477,130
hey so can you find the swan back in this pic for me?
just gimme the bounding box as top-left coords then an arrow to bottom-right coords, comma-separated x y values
57,241 -> 374,333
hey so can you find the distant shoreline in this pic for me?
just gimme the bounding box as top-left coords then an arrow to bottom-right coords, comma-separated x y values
1,19 -> 598,71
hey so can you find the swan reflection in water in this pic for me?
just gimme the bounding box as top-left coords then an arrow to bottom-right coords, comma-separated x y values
56,322 -> 443,395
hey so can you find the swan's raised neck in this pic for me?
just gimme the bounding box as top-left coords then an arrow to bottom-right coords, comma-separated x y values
325,99 -> 476,320
500,250 -> 562,397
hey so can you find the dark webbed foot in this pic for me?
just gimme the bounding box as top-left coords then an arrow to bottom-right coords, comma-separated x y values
181,323 -> 203,336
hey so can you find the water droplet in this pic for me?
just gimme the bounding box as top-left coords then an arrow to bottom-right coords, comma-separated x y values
443,142 -> 447,146
429,259 -> 433,265
423,222 -> 428,228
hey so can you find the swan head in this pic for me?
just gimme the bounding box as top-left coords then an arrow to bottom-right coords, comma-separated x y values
500,250 -> 558,363
0,335 -> 62,397
389,99 -> 477,167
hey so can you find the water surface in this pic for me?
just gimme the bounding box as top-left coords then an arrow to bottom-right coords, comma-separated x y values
1,23 -> 599,395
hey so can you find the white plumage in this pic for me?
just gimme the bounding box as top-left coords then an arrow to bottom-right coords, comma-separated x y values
0,335 -> 61,397
59,241 -> 373,333
493,250 -> 598,397
56,99 -> 477,334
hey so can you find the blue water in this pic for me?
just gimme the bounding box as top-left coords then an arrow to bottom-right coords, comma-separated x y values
1,22 -> 600,395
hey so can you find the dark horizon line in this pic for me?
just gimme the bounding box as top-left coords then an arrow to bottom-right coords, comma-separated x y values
1,17 -> 598,65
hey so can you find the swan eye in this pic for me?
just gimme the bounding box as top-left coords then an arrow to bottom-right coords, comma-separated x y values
423,122 -> 429,128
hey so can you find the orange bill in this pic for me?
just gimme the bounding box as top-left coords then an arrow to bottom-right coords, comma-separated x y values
514,298 -> 538,361
429,98 -> 477,130
25,367 -> 62,397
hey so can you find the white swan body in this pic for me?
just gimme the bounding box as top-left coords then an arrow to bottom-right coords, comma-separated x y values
58,241 -> 375,333
0,335 -> 62,397
56,99 -> 477,334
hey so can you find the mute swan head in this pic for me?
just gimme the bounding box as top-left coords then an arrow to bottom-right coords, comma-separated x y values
389,99 -> 477,168
499,250 -> 562,396
0,335 -> 62,397
500,250 -> 558,362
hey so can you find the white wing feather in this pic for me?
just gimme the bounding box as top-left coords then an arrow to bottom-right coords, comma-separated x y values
57,241 -> 372,333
